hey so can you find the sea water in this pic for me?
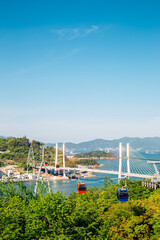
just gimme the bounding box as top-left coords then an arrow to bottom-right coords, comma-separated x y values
30,152 -> 160,195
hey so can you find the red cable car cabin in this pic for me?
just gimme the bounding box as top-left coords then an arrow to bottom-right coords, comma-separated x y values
44,161 -> 48,166
77,182 -> 87,194
56,164 -> 60,169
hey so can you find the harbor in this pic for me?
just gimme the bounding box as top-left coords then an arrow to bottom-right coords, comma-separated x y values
1,142 -> 160,195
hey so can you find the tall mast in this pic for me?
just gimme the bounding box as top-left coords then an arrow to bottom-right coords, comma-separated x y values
55,143 -> 58,169
63,143 -> 66,177
118,142 -> 122,180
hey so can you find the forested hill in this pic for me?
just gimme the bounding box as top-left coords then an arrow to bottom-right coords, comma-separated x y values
0,137 -> 56,168
74,151 -> 117,159
0,137 -> 42,160
47,137 -> 160,151
0,137 -> 74,169
0,178 -> 160,239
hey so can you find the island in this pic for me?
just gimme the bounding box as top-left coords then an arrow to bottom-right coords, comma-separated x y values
74,151 -> 117,159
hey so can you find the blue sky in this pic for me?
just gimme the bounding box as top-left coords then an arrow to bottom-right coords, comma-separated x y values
0,0 -> 160,143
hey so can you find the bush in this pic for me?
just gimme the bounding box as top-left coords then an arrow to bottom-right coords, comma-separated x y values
0,179 -> 159,239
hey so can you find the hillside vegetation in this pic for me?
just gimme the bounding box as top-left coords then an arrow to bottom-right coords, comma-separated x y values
0,137 -> 75,169
0,178 -> 159,239
74,151 -> 117,159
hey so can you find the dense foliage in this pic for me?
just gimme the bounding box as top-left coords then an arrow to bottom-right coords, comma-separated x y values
0,137 -> 73,169
0,178 -> 159,239
0,137 -> 30,162
75,151 -> 117,159
0,137 -> 41,168
74,158 -> 98,166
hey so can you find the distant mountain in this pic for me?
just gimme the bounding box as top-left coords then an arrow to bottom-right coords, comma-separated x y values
47,137 -> 160,151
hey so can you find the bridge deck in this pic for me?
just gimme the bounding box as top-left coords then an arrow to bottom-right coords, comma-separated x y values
45,166 -> 153,179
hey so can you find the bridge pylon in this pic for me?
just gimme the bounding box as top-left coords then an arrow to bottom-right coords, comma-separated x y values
127,143 -> 130,177
63,144 -> 66,177
118,142 -> 130,181
118,142 -> 122,180
55,143 -> 58,169
55,143 -> 66,177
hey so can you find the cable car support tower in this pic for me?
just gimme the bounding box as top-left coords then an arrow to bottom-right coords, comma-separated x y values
27,144 -> 35,174
34,145 -> 51,196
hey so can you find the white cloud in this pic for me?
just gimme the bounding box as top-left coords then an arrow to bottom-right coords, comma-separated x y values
86,25 -> 99,34
52,25 -> 100,40
69,28 -> 80,40
60,48 -> 79,59
56,29 -> 66,37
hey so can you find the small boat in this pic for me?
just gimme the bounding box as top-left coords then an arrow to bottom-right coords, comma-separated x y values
70,175 -> 78,180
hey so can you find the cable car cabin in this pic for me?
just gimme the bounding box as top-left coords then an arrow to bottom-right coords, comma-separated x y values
117,188 -> 129,202
77,182 -> 87,194
44,161 -> 48,166
56,164 -> 60,169
54,170 -> 58,176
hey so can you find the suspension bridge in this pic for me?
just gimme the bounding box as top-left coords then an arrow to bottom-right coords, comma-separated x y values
34,142 -> 160,181
26,142 -> 160,195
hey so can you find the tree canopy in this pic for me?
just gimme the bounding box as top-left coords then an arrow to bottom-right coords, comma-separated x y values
0,137 -> 74,170
0,178 -> 159,239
